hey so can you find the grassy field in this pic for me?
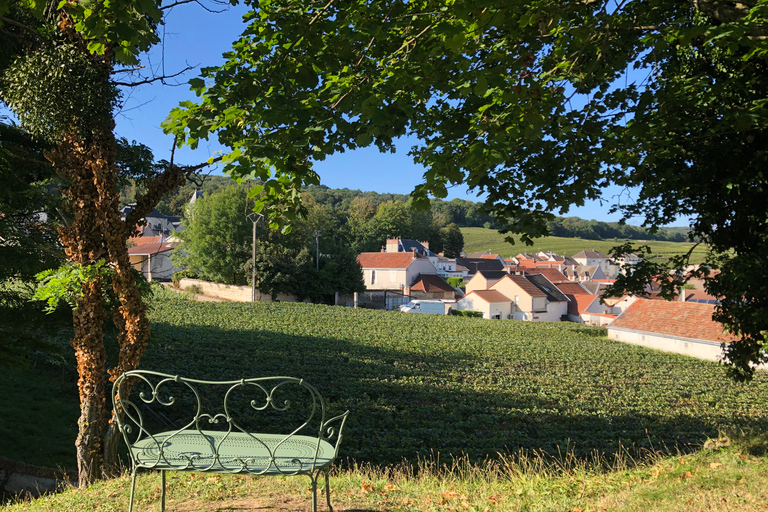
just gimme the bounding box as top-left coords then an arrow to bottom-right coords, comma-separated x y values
461,227 -> 709,264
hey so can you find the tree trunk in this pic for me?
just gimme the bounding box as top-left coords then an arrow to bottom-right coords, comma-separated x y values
71,277 -> 108,486
51,130 -> 116,484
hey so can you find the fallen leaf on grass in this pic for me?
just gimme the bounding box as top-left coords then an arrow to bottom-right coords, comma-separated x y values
709,463 -> 723,469
442,490 -> 461,502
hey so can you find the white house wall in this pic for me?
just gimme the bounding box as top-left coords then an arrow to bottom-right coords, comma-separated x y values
406,259 -> 439,284
607,326 -> 726,363
524,301 -> 566,322
130,253 -> 177,281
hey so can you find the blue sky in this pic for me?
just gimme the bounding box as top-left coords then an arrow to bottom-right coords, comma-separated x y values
113,3 -> 665,226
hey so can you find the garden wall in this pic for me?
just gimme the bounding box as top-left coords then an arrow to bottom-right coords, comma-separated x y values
178,278 -> 309,303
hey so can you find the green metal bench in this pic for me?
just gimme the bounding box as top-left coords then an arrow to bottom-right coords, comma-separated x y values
113,370 -> 349,512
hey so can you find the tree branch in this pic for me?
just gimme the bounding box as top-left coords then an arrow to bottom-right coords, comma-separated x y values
162,0 -> 230,14
125,155 -> 222,231
112,66 -> 194,87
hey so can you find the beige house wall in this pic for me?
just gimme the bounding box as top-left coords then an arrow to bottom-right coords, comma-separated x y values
489,279 -> 537,312
457,295 -> 512,320
363,268 -> 407,290
466,274 -> 493,293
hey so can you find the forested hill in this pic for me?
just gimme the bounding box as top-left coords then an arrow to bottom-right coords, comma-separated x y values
138,178 -> 688,243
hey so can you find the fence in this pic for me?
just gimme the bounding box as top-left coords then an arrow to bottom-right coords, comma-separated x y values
336,290 -> 411,311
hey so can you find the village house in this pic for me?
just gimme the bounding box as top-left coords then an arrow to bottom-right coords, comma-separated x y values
455,256 -> 505,275
555,282 -> 619,326
356,251 -> 438,292
607,299 -> 739,363
572,250 -> 619,278
561,264 -> 607,282
456,290 -> 513,320
127,236 -> 179,281
489,274 -> 567,321
409,274 -> 458,300
465,270 -> 509,293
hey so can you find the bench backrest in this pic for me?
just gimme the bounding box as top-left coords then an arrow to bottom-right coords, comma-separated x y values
112,370 -> 347,473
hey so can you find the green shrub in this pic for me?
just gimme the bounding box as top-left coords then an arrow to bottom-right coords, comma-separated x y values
450,309 -> 482,318
186,284 -> 203,295
172,270 -> 196,288
446,277 -> 465,289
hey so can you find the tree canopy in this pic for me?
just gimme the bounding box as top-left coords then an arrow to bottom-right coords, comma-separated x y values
161,0 -> 768,379
174,185 -> 364,301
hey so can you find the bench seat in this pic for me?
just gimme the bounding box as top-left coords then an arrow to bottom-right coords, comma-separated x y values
131,430 -> 336,474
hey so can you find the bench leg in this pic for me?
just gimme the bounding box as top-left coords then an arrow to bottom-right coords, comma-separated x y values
161,470 -> 166,512
128,468 -> 138,512
324,468 -> 333,512
310,474 -> 318,512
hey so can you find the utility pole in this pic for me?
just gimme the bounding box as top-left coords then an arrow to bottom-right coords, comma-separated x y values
247,212 -> 264,302
312,230 -> 322,271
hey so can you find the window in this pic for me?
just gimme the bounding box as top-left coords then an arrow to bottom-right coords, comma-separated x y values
390,270 -> 397,282
371,270 -> 377,284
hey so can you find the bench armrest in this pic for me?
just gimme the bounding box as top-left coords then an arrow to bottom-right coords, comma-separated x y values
322,410 -> 350,458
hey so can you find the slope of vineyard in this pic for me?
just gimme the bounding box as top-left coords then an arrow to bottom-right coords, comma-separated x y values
461,227 -> 707,264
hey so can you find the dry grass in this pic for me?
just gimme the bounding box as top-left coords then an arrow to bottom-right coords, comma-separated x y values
5,433 -> 768,512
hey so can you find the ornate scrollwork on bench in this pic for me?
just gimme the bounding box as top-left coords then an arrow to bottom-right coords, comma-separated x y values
113,370 -> 349,512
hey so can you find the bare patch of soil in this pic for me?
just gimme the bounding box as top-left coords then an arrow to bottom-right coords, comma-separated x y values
169,496 -> 380,512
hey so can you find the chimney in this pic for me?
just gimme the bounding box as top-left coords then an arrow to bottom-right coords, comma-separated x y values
386,238 -> 399,253
421,241 -> 429,249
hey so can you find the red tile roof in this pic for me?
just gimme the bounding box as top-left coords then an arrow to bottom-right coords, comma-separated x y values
523,268 -> 569,283
500,275 -> 548,298
357,252 -> 424,269
464,290 -> 511,303
480,254 -> 501,259
610,299 -> 738,344
411,274 -> 456,293
534,260 -> 565,267
563,293 -> 598,316
127,243 -> 176,255
573,250 -> 610,259
683,290 -> 720,303
129,235 -> 163,246
555,282 -> 592,295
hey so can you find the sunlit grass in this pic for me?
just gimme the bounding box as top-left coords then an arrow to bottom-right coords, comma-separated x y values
4,433 -> 767,511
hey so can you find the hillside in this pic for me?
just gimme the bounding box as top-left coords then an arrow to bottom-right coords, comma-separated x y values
461,226 -> 708,264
